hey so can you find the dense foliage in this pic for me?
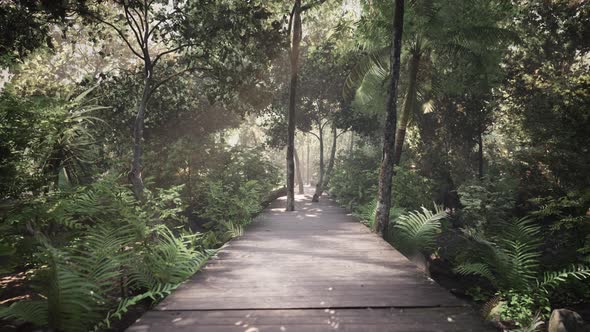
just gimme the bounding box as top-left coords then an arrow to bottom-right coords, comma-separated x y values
327,0 -> 590,329
0,0 -> 588,331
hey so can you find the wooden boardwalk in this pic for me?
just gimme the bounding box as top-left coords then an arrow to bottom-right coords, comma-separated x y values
128,190 -> 492,331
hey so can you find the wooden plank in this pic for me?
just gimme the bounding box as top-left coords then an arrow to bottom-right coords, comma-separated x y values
127,190 -> 491,331
128,308 -> 494,332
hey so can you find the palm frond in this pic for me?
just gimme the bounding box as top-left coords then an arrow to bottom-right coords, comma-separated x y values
343,47 -> 389,99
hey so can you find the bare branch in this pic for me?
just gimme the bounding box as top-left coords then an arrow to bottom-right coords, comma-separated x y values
131,6 -> 146,33
302,130 -> 321,140
149,66 -> 207,96
336,128 -> 348,139
301,0 -> 328,12
287,3 -> 296,39
83,11 -> 145,60
124,5 -> 145,49
148,6 -> 181,38
152,43 -> 198,67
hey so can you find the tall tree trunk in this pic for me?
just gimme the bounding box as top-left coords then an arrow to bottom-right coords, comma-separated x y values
478,130 -> 484,180
393,50 -> 420,166
374,0 -> 405,238
322,125 -> 338,191
295,148 -> 304,194
312,126 -> 324,202
130,75 -> 151,199
349,132 -> 354,156
286,0 -> 302,211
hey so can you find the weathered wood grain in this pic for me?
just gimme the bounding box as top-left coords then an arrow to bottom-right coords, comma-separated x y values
128,308 -> 492,332
127,190 -> 493,331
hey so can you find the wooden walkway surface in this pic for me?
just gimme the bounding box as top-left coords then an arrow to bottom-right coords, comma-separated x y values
128,190 -> 493,331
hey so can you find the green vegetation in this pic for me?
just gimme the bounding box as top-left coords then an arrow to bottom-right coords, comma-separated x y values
1,0 -> 588,330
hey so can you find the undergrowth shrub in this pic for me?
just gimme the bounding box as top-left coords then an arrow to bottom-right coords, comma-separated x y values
454,217 -> 590,326
0,176 -> 215,331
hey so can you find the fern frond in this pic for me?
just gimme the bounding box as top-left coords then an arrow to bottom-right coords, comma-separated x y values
93,283 -> 178,331
539,265 -> 590,293
128,226 -> 213,291
393,206 -> 446,253
0,301 -> 48,327
454,263 -> 497,285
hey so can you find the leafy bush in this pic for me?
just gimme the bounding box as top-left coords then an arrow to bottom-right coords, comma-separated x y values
330,148 -> 380,208
454,217 -> 590,326
391,167 -> 436,211
330,149 -> 435,212
0,177 -> 213,331
457,175 -> 518,229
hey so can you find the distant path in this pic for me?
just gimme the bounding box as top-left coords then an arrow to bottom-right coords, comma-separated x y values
128,187 -> 492,331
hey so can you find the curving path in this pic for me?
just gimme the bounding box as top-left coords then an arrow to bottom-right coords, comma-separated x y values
127,188 -> 493,331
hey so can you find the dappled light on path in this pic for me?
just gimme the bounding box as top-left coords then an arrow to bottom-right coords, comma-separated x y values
128,187 -> 491,331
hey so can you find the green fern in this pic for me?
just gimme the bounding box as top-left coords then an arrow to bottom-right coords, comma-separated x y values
353,199 -> 377,227
455,217 -> 590,326
0,301 -> 48,327
453,263 -> 497,285
93,283 -> 178,330
392,205 -> 447,253
538,265 -> 590,293
221,220 -> 245,239
128,226 -> 213,291
455,217 -> 542,290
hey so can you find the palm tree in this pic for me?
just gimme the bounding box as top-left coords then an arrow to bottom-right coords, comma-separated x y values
346,0 -> 514,169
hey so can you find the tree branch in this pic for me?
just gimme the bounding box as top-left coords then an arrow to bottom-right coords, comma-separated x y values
287,3 -> 296,39
84,11 -> 145,60
302,130 -> 321,140
152,43 -> 198,67
301,0 -> 328,12
131,6 -> 146,33
149,66 -> 207,96
124,5 -> 145,49
336,128 -> 348,139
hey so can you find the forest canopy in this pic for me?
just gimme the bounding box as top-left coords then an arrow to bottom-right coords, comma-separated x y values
0,0 -> 589,331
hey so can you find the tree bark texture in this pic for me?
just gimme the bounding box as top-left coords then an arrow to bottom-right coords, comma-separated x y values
478,131 -> 484,180
373,0 -> 405,238
312,125 -> 325,202
286,0 -> 302,211
393,50 -> 420,166
130,75 -> 151,199
295,148 -> 305,194
322,125 -> 338,191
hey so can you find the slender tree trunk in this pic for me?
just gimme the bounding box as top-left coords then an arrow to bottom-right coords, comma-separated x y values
130,75 -> 151,199
294,148 -> 304,194
322,125 -> 338,191
286,0 -> 302,211
349,132 -> 354,156
478,130 -> 484,180
306,141 -> 310,185
393,50 -> 420,166
374,0 -> 405,238
312,126 -> 324,202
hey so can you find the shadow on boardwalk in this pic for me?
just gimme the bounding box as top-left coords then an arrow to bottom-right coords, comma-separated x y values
127,188 -> 494,331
